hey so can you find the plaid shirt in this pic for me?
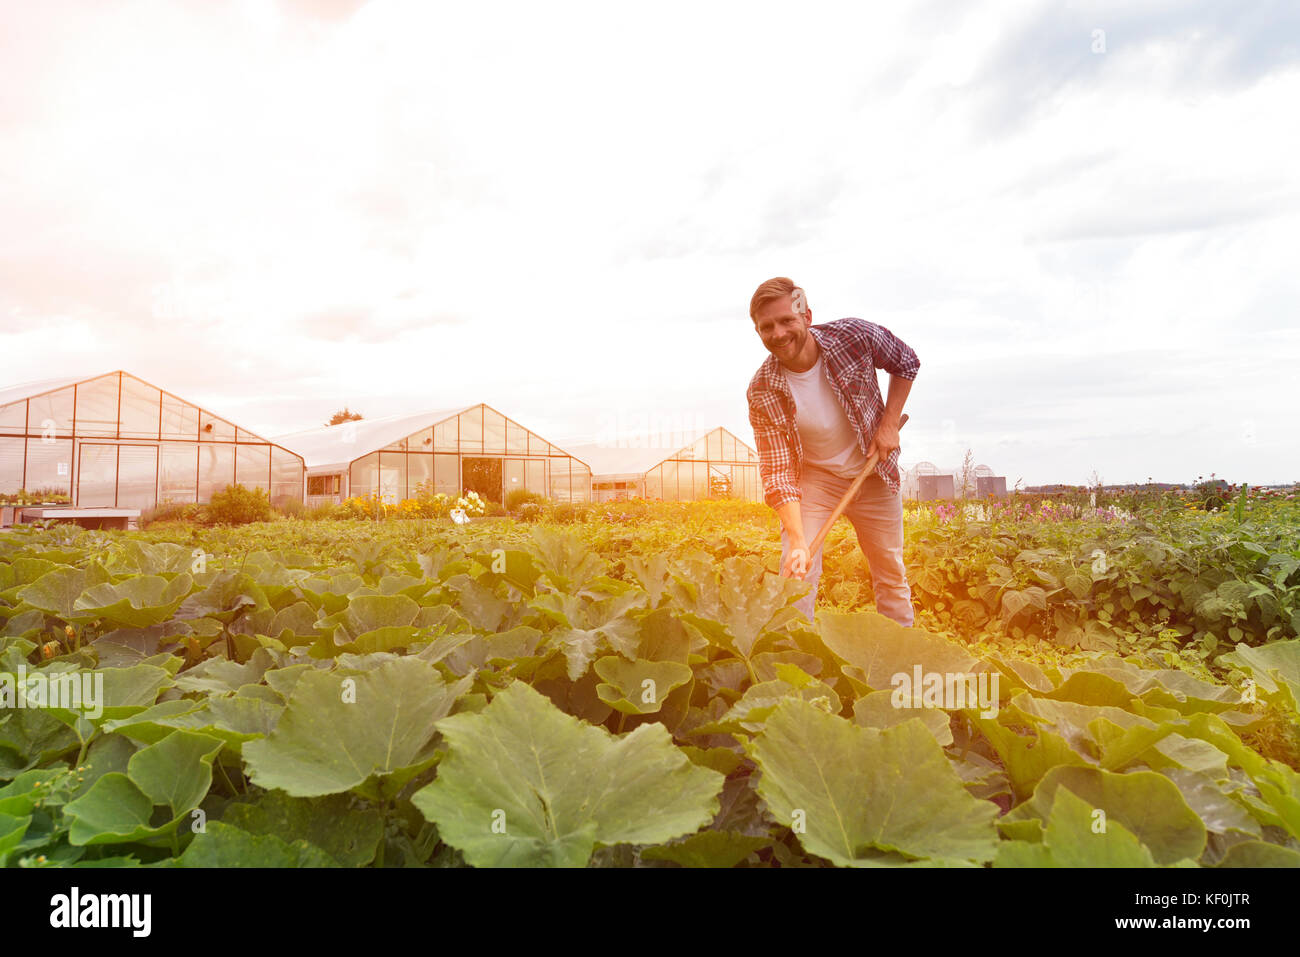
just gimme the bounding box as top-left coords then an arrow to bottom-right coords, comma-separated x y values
747,318 -> 920,509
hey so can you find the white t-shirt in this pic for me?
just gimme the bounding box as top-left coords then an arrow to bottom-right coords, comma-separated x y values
783,354 -> 869,479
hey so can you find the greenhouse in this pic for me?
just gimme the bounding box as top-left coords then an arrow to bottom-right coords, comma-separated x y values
565,427 -> 761,503
0,370 -> 305,510
272,403 -> 592,507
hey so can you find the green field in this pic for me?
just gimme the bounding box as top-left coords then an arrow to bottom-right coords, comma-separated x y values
1,488 -> 1297,867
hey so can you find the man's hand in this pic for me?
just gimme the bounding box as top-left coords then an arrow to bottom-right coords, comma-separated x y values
867,413 -> 901,462
782,541 -> 809,580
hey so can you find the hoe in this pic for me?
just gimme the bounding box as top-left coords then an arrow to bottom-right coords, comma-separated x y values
804,413 -> 910,565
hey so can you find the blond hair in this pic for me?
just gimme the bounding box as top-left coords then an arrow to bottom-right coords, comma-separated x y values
749,277 -> 806,320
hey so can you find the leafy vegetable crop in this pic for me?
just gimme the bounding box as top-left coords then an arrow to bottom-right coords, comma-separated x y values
0,502 -> 1296,868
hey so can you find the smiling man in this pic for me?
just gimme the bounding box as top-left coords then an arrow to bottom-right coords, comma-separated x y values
746,277 -> 920,626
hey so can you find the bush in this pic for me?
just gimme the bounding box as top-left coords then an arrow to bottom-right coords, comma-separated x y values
277,498 -> 305,519
341,493 -> 390,520
516,502 -> 544,522
548,502 -> 593,524
206,484 -> 275,525
484,502 -> 508,517
141,498 -> 201,527
303,501 -> 344,522
506,489 -> 546,511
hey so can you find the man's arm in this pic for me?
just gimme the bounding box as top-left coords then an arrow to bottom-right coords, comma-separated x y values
747,381 -> 808,578
852,320 -> 919,461
870,373 -> 915,460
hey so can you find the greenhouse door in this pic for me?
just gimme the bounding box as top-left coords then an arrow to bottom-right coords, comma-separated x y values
462,458 -> 502,505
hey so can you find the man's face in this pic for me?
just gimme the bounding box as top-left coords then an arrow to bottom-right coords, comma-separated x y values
752,292 -> 812,364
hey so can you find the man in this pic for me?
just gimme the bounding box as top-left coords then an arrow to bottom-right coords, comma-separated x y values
746,277 -> 919,626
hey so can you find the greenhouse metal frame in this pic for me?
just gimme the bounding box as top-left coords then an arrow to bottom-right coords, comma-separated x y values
0,370 -> 306,509
272,403 -> 592,507
566,426 -> 761,503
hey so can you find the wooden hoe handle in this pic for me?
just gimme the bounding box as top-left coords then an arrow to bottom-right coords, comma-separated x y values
805,413 -> 909,562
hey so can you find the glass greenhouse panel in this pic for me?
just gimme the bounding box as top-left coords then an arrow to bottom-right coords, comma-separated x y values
378,451 -> 406,501
548,458 -> 570,502
644,466 -> 661,500
118,445 -> 158,507
28,387 -> 75,438
707,430 -> 722,460
483,408 -> 505,453
199,411 -> 236,442
0,400 -> 25,430
77,444 -> 116,506
507,421 -> 527,453
161,443 -> 198,504
350,453 -> 378,499
197,444 -> 235,502
504,458 -> 524,495
271,446 -> 303,505
744,465 -> 760,500
161,396 -> 199,440
693,461 -> 708,499
25,437 -> 72,496
0,437 -> 24,492
458,407 -> 483,453
409,427 -> 434,452
570,461 -> 591,502
661,461 -> 679,501
722,433 -> 736,461
74,375 -> 120,437
434,418 -> 458,452
236,443 -> 271,492
120,378 -> 161,439
408,453 -> 433,497
434,454 -> 459,495
526,459 -> 545,495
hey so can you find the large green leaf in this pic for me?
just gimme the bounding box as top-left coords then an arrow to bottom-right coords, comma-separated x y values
693,671 -> 841,737
995,788 -> 1163,867
62,731 -> 223,845
1216,840 -> 1300,867
73,574 -> 194,628
174,648 -> 275,695
853,690 -> 953,746
177,821 -> 338,867
818,610 -> 979,692
175,571 -> 269,623
526,528 -> 609,593
749,699 -> 999,866
1220,638 -> 1300,711
15,564 -> 112,621
242,657 -> 471,799
530,591 -> 644,677
968,713 -> 1089,801
639,830 -> 769,868
594,656 -> 692,715
1003,765 -> 1206,865
221,791 -> 383,867
411,681 -> 724,867
668,556 -> 805,660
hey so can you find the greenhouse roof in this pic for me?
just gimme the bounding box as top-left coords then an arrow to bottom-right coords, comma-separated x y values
560,443 -> 694,478
563,426 -> 761,480
0,372 -> 104,409
270,405 -> 475,470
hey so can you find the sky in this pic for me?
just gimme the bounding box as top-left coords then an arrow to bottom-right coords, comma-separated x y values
1,0 -> 1297,488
